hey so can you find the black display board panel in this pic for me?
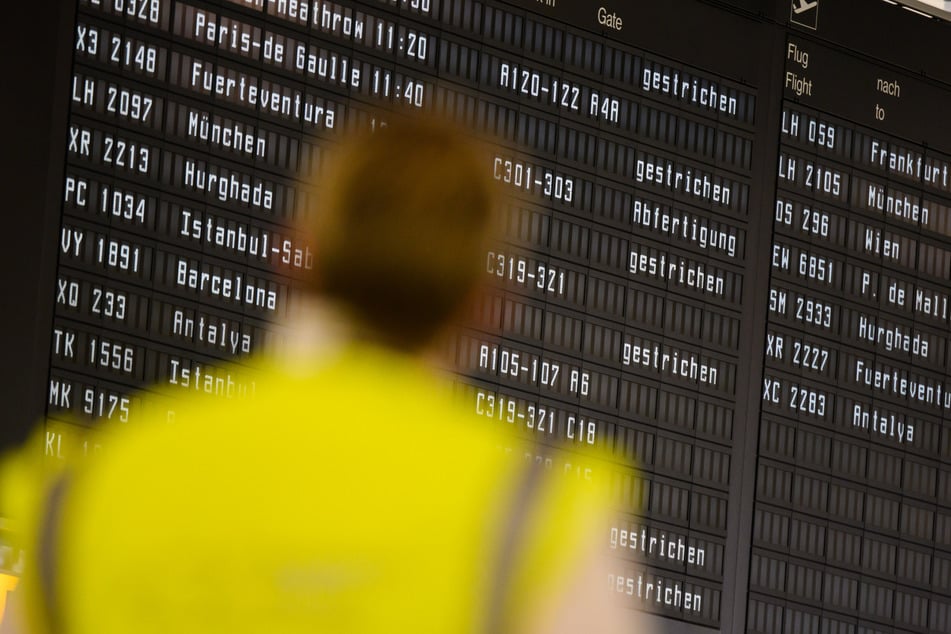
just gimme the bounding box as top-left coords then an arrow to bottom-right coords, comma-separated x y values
3,1 -> 951,632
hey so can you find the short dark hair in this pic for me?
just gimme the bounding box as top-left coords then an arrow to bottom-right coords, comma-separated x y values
307,115 -> 497,351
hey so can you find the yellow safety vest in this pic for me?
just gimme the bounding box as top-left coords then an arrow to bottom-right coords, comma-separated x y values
3,344 -> 613,634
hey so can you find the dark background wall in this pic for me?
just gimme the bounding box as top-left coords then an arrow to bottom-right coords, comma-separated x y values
0,3 -> 75,454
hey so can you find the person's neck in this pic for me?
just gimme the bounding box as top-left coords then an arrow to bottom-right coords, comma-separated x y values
276,294 -> 446,371
276,295 -> 355,366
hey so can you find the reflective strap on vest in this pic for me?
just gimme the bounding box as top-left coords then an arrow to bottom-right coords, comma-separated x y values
38,475 -> 69,634
485,460 -> 544,634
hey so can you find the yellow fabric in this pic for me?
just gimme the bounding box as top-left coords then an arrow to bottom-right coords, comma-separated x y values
0,573 -> 19,623
6,344 -> 613,633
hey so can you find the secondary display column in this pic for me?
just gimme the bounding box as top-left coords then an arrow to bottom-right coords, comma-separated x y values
750,16 -> 951,634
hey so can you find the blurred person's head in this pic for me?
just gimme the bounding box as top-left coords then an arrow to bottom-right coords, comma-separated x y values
303,114 -> 497,353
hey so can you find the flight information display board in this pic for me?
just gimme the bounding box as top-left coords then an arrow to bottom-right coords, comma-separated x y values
752,15 -> 951,634
4,0 -> 951,632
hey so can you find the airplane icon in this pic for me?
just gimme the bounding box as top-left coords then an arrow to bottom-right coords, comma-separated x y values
793,0 -> 819,14
790,0 -> 819,29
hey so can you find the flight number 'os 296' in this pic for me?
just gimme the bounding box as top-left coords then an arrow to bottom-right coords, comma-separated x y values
775,199 -> 830,239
